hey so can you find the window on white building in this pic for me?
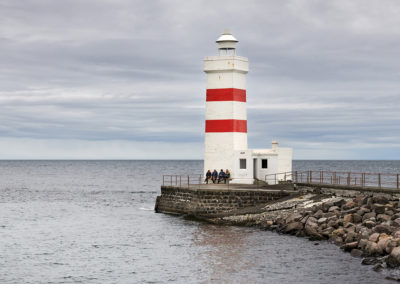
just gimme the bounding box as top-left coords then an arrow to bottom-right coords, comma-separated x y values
240,159 -> 246,169
262,159 -> 268,169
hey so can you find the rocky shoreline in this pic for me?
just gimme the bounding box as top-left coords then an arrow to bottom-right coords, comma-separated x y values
207,188 -> 400,276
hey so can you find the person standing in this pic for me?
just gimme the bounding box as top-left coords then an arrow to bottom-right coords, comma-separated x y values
224,169 -> 230,184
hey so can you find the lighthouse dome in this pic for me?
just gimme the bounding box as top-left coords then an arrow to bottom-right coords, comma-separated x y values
216,29 -> 238,52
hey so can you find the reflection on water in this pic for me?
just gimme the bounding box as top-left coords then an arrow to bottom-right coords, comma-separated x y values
193,224 -> 256,283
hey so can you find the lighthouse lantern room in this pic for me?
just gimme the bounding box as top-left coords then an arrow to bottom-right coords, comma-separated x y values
203,30 -> 293,184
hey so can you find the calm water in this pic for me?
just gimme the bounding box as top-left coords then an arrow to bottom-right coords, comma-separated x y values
1,160 -> 400,283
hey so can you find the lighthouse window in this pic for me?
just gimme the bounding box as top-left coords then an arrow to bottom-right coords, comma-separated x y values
262,159 -> 268,169
239,159 -> 247,169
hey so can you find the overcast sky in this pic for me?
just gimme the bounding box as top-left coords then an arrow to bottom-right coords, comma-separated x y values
0,0 -> 399,159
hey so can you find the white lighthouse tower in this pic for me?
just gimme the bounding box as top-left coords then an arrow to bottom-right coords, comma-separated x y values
203,30 -> 293,184
203,29 -> 248,181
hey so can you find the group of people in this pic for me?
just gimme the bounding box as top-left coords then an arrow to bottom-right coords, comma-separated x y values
205,169 -> 230,184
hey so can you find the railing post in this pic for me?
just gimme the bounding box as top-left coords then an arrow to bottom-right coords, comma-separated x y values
275,174 -> 276,185
309,171 -> 312,183
378,173 -> 381,188
284,173 -> 287,182
347,172 -> 350,186
321,171 -> 323,184
175,175 -> 177,186
397,174 -> 399,190
180,176 -> 182,187
187,176 -> 190,187
170,176 -> 172,186
295,171 -> 298,183
163,175 -> 165,186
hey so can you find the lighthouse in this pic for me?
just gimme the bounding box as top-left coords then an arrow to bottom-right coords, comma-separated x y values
203,30 -> 293,184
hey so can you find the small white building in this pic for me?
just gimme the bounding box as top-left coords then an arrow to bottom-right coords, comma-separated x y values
203,30 -> 293,184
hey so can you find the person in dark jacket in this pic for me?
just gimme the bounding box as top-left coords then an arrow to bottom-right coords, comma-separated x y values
211,169 -> 218,184
205,170 -> 212,184
218,169 -> 225,184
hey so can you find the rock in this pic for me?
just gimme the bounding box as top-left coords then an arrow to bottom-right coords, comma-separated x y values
321,227 -> 334,238
351,248 -> 363,257
352,213 -> 362,224
342,241 -> 358,252
374,224 -> 393,235
305,226 -> 324,241
317,217 -> 327,225
377,214 -> 391,223
392,213 -> 400,220
322,202 -> 334,212
345,232 -> 358,243
386,246 -> 400,268
286,213 -> 303,224
373,263 -> 384,271
328,206 -> 340,212
373,204 -> 386,214
365,241 -> 383,256
362,212 -> 376,222
332,236 -> 343,245
306,216 -> 318,226
344,200 -> 356,209
362,257 -> 380,265
378,235 -> 392,252
392,218 -> 400,227
313,209 -> 324,219
359,239 -> 368,250
372,195 -> 389,205
332,228 -> 345,238
334,199 -> 346,208
358,228 -> 371,240
369,233 -> 380,243
285,222 -> 304,234
364,220 -> 376,229
343,214 -> 353,224
386,210 -> 394,216
393,230 -> 400,238
385,238 -> 398,254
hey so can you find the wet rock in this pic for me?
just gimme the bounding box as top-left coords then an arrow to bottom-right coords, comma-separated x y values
373,263 -> 384,271
350,248 -> 363,257
321,227 -> 334,238
362,257 -> 380,265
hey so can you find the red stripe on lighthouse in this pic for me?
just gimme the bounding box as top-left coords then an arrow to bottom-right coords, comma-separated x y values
206,88 -> 246,102
205,119 -> 247,133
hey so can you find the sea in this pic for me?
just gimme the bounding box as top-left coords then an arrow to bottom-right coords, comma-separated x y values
1,160 -> 400,284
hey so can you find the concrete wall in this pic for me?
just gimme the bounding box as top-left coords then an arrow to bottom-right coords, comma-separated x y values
155,186 -> 289,218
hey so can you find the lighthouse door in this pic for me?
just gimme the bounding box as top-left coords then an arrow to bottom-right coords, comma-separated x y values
253,158 -> 257,179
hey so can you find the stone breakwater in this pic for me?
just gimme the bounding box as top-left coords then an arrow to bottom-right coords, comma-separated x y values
209,189 -> 400,271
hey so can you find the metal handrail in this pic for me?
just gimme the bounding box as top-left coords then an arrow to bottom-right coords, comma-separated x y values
265,170 -> 400,190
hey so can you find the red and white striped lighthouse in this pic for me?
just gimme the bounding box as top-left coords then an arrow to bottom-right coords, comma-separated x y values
203,30 -> 249,179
